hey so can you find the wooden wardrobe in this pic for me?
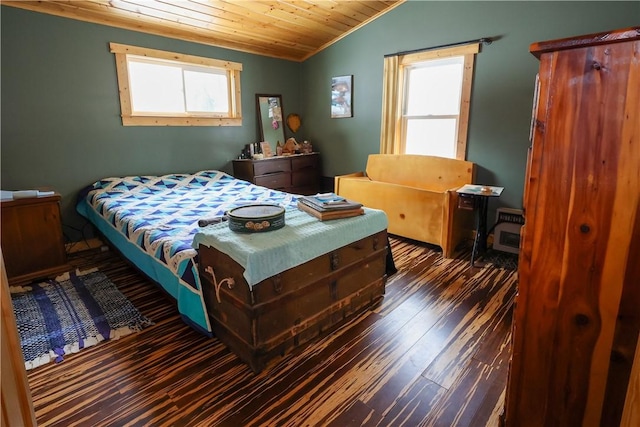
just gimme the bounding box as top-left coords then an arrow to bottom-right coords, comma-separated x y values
503,27 -> 640,426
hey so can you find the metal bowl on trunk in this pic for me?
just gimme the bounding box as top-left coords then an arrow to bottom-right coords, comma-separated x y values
227,204 -> 285,233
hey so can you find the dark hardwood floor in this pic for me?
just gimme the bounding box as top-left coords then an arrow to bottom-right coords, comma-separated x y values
26,236 -> 518,426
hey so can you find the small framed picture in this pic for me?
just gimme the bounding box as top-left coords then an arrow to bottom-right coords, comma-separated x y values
260,141 -> 273,157
331,75 -> 353,118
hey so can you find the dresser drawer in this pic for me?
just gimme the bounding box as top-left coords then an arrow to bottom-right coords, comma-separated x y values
253,158 -> 291,176
291,154 -> 318,170
232,154 -> 320,194
292,170 -> 318,188
255,173 -> 291,189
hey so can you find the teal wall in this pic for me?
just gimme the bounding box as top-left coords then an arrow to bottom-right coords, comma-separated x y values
300,1 -> 639,214
0,6 -> 300,240
2,2 -> 638,240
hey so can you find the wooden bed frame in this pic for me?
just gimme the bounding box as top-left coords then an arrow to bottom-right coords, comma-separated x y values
198,229 -> 388,373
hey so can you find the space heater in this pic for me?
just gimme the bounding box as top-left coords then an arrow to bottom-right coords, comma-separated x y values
493,208 -> 524,254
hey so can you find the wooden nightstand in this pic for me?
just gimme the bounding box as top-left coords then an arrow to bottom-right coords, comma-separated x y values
1,192 -> 69,285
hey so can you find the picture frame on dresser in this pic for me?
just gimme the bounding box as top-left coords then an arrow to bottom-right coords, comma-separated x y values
259,141 -> 273,157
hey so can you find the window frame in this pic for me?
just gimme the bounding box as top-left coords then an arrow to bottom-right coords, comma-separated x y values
110,43 -> 242,126
381,43 -> 478,159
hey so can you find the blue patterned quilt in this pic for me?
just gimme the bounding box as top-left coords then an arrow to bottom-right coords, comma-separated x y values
77,170 -> 298,335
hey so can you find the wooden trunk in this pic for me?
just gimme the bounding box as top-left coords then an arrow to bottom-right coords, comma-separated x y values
503,27 -> 640,426
198,230 -> 388,373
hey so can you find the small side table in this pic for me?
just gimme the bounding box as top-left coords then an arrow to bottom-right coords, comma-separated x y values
1,191 -> 69,284
457,184 -> 504,267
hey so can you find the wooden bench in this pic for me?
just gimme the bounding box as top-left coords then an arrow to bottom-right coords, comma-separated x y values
335,154 -> 475,258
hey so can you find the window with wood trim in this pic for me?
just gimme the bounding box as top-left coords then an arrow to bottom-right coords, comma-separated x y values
380,43 -> 479,159
110,43 -> 242,126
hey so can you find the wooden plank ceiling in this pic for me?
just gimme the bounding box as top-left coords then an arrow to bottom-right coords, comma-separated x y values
3,1 -> 405,61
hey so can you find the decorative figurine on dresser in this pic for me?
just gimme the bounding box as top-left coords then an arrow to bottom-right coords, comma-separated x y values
502,27 -> 640,427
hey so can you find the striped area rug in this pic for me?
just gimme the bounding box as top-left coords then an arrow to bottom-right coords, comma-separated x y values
11,269 -> 153,370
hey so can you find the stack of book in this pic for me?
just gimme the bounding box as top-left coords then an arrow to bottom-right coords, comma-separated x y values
297,193 -> 364,221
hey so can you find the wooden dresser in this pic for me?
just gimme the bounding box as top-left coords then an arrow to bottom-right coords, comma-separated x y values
1,192 -> 69,285
503,27 -> 640,426
232,152 -> 320,195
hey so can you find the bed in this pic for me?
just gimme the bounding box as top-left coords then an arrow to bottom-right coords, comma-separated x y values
77,170 -> 390,371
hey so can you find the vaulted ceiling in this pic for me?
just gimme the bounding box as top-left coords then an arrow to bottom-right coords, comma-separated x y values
3,1 -> 405,61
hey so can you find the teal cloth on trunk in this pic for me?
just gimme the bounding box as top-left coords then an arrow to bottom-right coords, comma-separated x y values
193,207 -> 388,287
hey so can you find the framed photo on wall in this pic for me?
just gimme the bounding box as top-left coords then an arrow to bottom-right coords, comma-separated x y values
331,75 -> 353,118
